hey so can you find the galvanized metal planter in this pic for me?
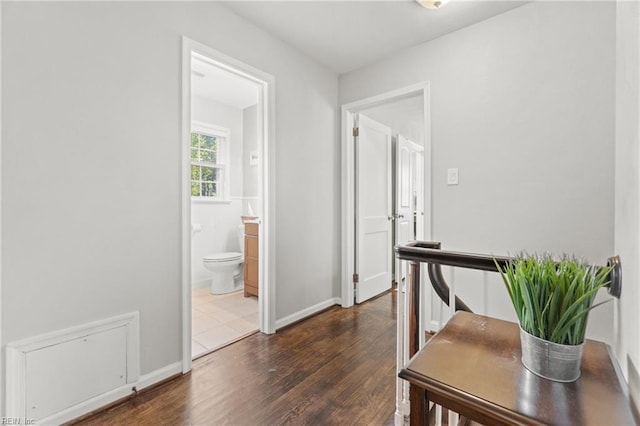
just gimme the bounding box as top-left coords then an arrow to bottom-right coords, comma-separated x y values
519,327 -> 585,382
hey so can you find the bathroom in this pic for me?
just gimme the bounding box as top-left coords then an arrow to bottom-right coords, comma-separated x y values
190,54 -> 261,359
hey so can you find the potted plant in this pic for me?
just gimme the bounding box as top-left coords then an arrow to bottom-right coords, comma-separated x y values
496,254 -> 612,382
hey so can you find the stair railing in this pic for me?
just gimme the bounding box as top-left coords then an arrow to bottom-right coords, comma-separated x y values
394,241 -> 622,358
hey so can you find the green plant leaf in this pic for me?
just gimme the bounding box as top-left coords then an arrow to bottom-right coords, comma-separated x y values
494,253 -> 612,345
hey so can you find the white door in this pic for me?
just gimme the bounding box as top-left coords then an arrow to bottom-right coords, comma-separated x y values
355,114 -> 393,303
395,135 -> 414,290
395,135 -> 425,289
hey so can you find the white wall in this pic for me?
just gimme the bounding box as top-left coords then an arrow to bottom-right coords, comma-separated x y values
1,1 -> 338,399
614,0 -> 640,409
242,104 -> 260,216
340,2 -> 616,342
191,96 -> 245,286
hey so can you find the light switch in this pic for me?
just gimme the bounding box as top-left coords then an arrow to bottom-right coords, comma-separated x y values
447,168 -> 459,185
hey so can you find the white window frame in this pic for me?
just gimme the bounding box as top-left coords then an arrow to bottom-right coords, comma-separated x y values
190,121 -> 231,203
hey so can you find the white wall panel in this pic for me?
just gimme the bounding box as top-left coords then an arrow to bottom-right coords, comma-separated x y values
26,327 -> 126,420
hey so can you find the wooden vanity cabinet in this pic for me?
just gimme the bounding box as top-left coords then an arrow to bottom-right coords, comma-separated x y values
244,222 -> 259,298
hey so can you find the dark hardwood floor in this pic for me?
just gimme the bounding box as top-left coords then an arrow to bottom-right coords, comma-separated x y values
75,291 -> 398,425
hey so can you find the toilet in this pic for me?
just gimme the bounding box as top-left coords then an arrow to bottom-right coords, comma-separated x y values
203,224 -> 245,295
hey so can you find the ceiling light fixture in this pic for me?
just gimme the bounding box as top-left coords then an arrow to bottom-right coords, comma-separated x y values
416,0 -> 450,10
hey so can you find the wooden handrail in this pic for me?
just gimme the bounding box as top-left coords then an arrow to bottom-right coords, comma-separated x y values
395,241 -> 622,357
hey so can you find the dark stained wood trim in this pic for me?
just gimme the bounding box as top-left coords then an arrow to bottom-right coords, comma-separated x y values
400,369 -> 542,426
409,261 -> 420,358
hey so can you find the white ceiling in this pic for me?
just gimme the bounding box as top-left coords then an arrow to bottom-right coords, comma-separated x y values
192,56 -> 259,109
222,1 -> 528,74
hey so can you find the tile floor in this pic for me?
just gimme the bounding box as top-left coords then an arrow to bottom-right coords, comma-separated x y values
192,287 -> 259,359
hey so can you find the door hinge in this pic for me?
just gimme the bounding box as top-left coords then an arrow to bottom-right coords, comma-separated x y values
353,273 -> 359,283
353,127 -> 359,137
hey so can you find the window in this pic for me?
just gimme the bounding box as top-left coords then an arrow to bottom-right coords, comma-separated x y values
191,123 -> 229,201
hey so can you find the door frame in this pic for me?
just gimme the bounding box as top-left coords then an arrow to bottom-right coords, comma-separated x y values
340,82 -> 432,307
181,37 -> 277,374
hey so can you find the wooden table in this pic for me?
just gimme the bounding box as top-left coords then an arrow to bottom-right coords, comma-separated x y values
399,311 -> 638,425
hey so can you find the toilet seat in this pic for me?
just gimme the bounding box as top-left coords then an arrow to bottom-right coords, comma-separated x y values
203,252 -> 242,263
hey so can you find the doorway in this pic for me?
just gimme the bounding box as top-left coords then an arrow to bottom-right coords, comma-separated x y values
341,84 -> 431,306
181,38 -> 276,373
189,52 -> 261,359
340,83 -> 431,425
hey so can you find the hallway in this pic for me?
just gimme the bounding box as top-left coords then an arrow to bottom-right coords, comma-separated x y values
75,291 -> 397,425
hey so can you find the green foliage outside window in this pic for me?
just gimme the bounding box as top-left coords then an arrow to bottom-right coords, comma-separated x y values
191,132 -> 224,198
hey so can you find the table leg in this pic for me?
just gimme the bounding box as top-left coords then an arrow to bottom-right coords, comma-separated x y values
409,384 -> 426,425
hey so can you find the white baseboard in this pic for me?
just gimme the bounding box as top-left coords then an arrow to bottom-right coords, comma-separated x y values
37,384 -> 133,425
38,362 -> 182,425
136,361 -> 183,391
275,297 -> 341,330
